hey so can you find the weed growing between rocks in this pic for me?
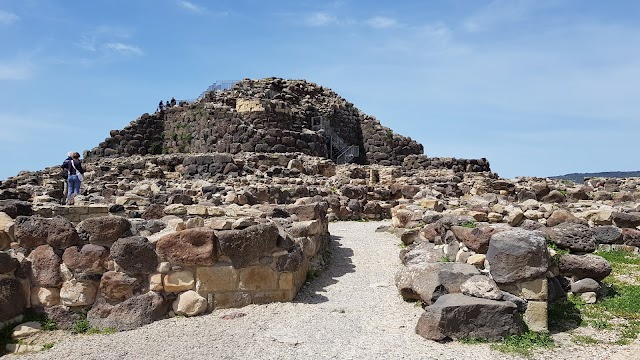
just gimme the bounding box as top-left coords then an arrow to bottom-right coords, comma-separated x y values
42,343 -> 55,350
490,331 -> 555,358
460,220 -> 477,228
0,310 -> 58,355
549,250 -> 640,346
72,315 -> 117,335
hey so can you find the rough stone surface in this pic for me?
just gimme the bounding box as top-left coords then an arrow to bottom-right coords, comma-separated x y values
14,216 -> 79,250
62,244 -> 109,274
486,229 -> 549,284
558,254 -> 612,281
547,223 -> 596,253
156,228 -> 219,266
450,226 -> 495,254
612,212 -> 640,229
77,216 -> 131,246
164,270 -> 195,292
460,275 -> 503,300
29,244 -> 63,287
87,291 -> 170,331
415,293 -> 522,341
395,262 -> 480,304
110,236 -> 158,274
218,223 -> 279,268
0,277 -> 26,321
99,271 -> 139,301
60,280 -> 98,306
0,252 -> 18,274
593,226 -> 624,245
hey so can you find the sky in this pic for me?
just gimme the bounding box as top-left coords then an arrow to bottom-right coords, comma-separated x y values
1,0 -> 639,180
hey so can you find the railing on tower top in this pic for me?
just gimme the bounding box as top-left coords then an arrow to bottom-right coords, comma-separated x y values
198,80 -> 241,100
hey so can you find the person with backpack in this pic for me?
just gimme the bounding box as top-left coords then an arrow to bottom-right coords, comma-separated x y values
60,152 -> 73,204
62,152 -> 84,205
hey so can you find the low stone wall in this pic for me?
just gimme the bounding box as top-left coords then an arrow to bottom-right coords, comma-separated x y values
0,202 -> 330,331
33,205 -> 110,223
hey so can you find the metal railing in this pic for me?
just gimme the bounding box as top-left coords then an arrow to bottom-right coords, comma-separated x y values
312,116 -> 359,164
198,80 -> 241,100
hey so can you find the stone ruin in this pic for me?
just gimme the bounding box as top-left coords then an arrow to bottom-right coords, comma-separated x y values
1,77 -> 638,352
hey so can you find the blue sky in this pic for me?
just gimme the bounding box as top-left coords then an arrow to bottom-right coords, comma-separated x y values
1,0 -> 639,180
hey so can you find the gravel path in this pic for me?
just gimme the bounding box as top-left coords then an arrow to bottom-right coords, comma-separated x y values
9,221 -> 638,359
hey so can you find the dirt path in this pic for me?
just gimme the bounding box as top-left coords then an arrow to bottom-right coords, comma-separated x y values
9,221 -> 637,359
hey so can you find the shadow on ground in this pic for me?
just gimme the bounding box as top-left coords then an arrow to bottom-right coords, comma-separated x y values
294,234 -> 355,304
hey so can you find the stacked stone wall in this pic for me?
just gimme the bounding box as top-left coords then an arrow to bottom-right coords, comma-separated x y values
0,202 -> 330,331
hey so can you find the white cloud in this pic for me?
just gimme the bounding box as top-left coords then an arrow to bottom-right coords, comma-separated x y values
0,61 -> 33,80
305,12 -> 336,27
0,9 -> 18,25
366,16 -> 399,29
177,0 -> 206,14
462,0 -> 541,32
104,43 -> 144,56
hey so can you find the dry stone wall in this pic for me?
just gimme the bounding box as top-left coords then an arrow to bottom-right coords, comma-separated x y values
86,78 -> 434,166
0,202 -> 330,331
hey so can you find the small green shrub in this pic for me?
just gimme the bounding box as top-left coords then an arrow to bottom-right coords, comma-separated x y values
547,242 -> 569,256
572,335 -> 599,345
72,318 -> 91,334
42,343 -> 55,350
439,256 -> 451,263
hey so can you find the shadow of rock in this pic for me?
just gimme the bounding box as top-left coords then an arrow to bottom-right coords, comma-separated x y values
294,234 -> 355,304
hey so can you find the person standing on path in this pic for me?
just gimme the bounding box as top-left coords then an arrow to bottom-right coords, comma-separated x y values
62,152 -> 84,205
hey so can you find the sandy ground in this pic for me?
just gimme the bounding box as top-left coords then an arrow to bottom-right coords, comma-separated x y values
7,221 -> 638,360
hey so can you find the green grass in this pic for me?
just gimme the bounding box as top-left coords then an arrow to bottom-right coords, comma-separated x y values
0,310 -> 58,356
490,331 -> 555,358
594,250 -> 640,265
598,284 -> 640,319
547,242 -> 569,256
439,256 -> 451,263
42,343 -> 55,350
460,220 -> 477,228
572,335 -> 600,345
459,337 -> 489,344
548,295 -> 583,331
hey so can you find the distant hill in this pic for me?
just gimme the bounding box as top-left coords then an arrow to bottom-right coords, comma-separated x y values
551,171 -> 640,183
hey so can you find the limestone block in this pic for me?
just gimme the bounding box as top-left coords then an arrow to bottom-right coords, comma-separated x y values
185,217 -> 205,229
239,266 -> 278,291
581,292 -> 597,304
11,321 -> 42,339
498,278 -> 548,301
466,254 -> 486,268
207,218 -> 233,230
172,290 -> 207,316
418,199 -> 444,212
164,271 -> 195,292
279,272 -> 294,290
186,205 -> 208,216
149,273 -> 163,292
196,266 -> 238,293
523,301 -> 548,332
60,280 -> 98,306
164,204 -> 187,216
252,290 -> 293,304
213,292 -> 251,309
31,287 -> 60,307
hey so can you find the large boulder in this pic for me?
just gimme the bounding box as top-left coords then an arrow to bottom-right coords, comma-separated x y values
62,244 -> 109,274
450,226 -> 495,254
415,293 -> 523,341
110,236 -> 158,275
87,291 -> 170,331
218,223 -> 279,268
275,244 -> 304,272
546,223 -> 596,253
0,252 -> 18,274
42,305 -> 83,330
460,275 -> 503,300
77,216 -> 131,246
156,228 -> 219,266
486,229 -> 549,284
546,209 -> 582,227
29,244 -> 63,287
400,242 -> 441,266
558,254 -> 612,281
395,262 -> 480,304
612,212 -> 640,229
0,200 -> 32,218
0,212 -> 15,250
0,277 -> 26,321
60,279 -> 98,306
286,203 -> 327,221
623,228 -> 640,247
14,216 -> 79,250
592,226 -> 623,245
